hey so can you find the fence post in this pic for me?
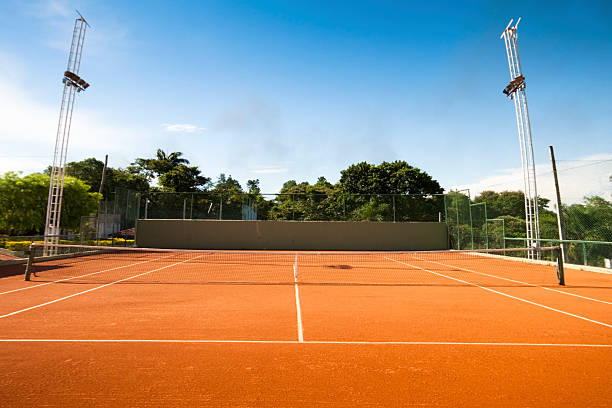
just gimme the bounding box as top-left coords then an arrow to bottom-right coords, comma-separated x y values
469,203 -> 474,249
484,203 -> 488,249
190,193 -> 194,219
455,193 -> 460,250
392,195 -> 396,222
582,242 -> 587,265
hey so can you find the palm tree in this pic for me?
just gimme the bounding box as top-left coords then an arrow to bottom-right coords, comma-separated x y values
156,149 -> 189,167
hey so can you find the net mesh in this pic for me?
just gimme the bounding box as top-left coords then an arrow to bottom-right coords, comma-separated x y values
25,244 -> 564,287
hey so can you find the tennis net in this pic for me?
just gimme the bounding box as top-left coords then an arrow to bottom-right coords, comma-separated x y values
24,243 -> 565,286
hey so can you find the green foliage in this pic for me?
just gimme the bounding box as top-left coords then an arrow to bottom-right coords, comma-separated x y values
47,157 -> 150,198
158,165 -> 210,192
563,196 -> 612,242
340,161 -> 443,195
0,172 -> 100,235
268,178 -> 343,221
132,149 -> 189,179
132,150 -> 210,192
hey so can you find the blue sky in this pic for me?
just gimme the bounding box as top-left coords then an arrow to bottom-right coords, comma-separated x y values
0,0 -> 610,203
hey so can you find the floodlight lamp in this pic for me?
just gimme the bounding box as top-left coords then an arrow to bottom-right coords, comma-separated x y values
503,75 -> 525,97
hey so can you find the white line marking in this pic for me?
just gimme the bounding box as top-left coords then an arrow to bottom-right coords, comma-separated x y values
0,255 -> 205,319
385,257 -> 612,328
419,257 -> 612,305
0,253 -> 179,295
294,253 -> 304,342
0,339 -> 610,347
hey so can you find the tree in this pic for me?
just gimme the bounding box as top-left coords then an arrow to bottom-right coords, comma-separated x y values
563,196 -> 612,242
0,172 -> 100,235
158,165 -> 210,192
339,161 -> 443,221
132,150 -> 210,192
46,158 -> 150,198
206,174 -> 245,219
268,178 -> 343,221
246,179 -> 260,194
473,190 -> 551,219
132,149 -> 190,180
340,161 -> 443,195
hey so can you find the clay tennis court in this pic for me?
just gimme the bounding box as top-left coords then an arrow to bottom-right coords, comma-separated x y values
1,245 -> 611,407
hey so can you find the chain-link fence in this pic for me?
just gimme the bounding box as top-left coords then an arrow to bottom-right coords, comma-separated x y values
141,191 -> 448,223
79,187 -> 141,243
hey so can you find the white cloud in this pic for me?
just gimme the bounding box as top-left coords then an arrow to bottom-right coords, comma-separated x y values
0,70 -> 151,174
452,154 -> 612,205
250,167 -> 289,174
161,123 -> 204,133
0,157 -> 49,176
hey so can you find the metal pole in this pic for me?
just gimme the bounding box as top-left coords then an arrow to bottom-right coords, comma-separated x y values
502,219 -> 506,251
469,202 -> 474,250
190,193 -> 194,219
455,192 -> 460,249
183,198 -> 186,220
549,146 -> 566,262
392,195 -> 396,222
484,202 -> 488,249
98,154 -> 108,196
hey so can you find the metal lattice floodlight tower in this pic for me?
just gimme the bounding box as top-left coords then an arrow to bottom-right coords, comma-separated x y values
44,12 -> 91,254
500,18 -> 540,258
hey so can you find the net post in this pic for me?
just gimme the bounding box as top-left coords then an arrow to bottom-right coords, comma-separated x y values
24,243 -> 36,281
556,246 -> 565,286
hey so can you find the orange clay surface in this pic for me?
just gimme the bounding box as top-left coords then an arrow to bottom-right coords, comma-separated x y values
0,255 -> 610,407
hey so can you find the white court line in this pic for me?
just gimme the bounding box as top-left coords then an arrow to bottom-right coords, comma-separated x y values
418,257 -> 612,305
0,339 -> 610,347
293,253 -> 304,342
0,255 -> 205,319
0,253 -> 179,296
385,257 -> 612,329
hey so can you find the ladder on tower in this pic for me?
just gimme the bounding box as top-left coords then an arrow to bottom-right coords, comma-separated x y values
43,13 -> 90,256
501,18 -> 541,259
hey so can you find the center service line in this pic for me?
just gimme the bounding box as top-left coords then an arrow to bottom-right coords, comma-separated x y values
294,253 -> 304,343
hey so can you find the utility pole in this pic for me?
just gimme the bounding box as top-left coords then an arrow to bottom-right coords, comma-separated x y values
500,18 -> 540,258
96,154 -> 108,240
98,154 -> 108,196
44,11 -> 91,255
549,146 -> 566,261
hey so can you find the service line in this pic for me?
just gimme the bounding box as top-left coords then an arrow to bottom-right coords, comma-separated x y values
0,339 -> 610,347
